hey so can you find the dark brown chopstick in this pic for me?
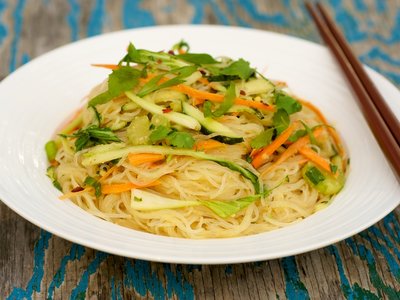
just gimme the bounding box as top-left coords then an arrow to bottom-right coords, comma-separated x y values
305,2 -> 400,180
315,3 -> 400,145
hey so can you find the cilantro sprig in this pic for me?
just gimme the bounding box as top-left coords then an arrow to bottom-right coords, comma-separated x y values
150,125 -> 195,149
67,125 -> 121,151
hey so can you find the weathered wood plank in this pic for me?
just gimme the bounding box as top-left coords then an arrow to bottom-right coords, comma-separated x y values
0,0 -> 399,299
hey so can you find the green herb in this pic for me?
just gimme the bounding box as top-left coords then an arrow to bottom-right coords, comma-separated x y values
220,58 -> 254,81
330,164 -> 338,173
84,176 -> 102,197
149,125 -> 194,148
149,125 -> 172,143
275,92 -> 302,115
45,140 -> 58,162
137,66 -> 197,97
250,129 -> 274,149
203,83 -> 236,118
201,194 -> 261,218
167,131 -> 195,149
288,129 -> 307,142
176,53 -> 218,65
133,196 -> 142,202
72,125 -> 121,151
88,67 -> 142,106
273,109 -> 290,135
172,40 -> 190,53
305,166 -> 325,185
301,121 -> 317,145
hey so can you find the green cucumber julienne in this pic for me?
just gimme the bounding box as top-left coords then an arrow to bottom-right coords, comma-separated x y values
82,144 -> 260,193
182,101 -> 243,144
125,91 -> 201,131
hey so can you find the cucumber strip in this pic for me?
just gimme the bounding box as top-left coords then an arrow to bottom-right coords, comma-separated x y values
182,101 -> 243,144
126,91 -> 201,131
82,145 -> 260,192
131,189 -> 262,218
239,78 -> 274,95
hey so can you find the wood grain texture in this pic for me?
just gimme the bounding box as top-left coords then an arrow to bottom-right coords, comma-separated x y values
0,0 -> 399,299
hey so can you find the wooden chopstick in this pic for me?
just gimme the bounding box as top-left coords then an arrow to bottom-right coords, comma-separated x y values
315,3 -> 400,145
305,2 -> 400,180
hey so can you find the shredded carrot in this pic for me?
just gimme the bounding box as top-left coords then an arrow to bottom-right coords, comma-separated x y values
194,139 -> 225,151
197,77 -> 209,85
298,146 -> 335,175
251,124 -> 297,169
299,99 -> 344,157
59,187 -> 92,200
91,64 -> 120,70
262,127 -> 324,175
99,165 -> 119,182
171,84 -> 274,112
101,181 -> 160,194
128,153 -> 165,166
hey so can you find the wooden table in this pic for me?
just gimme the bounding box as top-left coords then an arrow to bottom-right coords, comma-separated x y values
1,1 -> 399,299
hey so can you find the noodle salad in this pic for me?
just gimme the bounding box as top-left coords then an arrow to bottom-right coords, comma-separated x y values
45,41 -> 348,238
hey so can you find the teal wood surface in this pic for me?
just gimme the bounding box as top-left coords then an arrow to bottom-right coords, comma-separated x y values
0,0 -> 399,299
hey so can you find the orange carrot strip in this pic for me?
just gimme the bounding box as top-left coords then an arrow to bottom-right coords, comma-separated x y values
298,146 -> 334,174
299,99 -> 344,156
197,77 -> 209,85
194,139 -> 225,151
99,165 -> 119,182
262,127 -> 324,175
251,124 -> 297,169
128,153 -> 165,166
101,181 -> 160,194
171,84 -> 274,112
91,64 -> 120,70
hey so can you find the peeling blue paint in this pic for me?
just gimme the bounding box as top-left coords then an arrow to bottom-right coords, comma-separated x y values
0,0 -> 7,46
70,251 -> 109,300
360,47 -> 400,67
111,276 -> 123,300
87,0 -> 105,37
164,264 -> 194,300
353,0 -> 367,12
374,9 -> 400,44
281,256 -> 309,299
9,0 -> 26,72
361,228 -> 400,280
236,0 -> 288,27
47,244 -> 86,299
7,231 -> 52,300
122,0 -> 155,28
67,0 -> 80,41
383,213 -> 400,244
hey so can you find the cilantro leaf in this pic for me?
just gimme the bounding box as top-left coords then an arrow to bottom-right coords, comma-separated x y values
149,125 -> 172,143
176,53 -> 218,65
300,121 -> 317,144
201,194 -> 262,218
72,125 -> 121,151
167,131 -> 195,149
203,83 -> 236,118
330,164 -> 338,173
275,92 -> 302,115
212,82 -> 236,117
273,109 -> 290,135
250,128 -> 274,149
220,58 -> 255,81
137,66 -> 197,97
89,67 -> 142,106
84,176 -> 102,197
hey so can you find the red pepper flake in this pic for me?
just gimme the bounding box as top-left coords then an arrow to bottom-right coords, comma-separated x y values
199,69 -> 206,75
71,186 -> 84,193
162,108 -> 172,113
157,59 -> 162,64
168,50 -> 175,55
240,90 -> 246,96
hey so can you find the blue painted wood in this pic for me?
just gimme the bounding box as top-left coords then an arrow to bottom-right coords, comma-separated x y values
1,0 -> 399,299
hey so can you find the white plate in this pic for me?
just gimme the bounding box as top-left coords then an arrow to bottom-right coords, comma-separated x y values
0,25 -> 399,264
